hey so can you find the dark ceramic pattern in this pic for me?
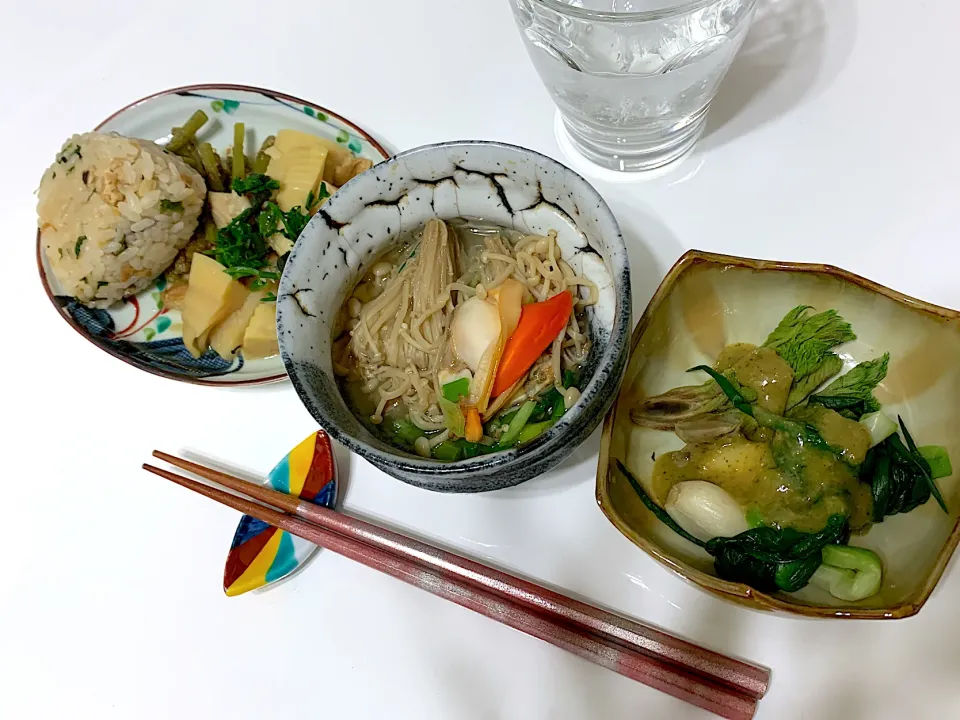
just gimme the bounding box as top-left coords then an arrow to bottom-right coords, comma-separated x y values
278,141 -> 631,492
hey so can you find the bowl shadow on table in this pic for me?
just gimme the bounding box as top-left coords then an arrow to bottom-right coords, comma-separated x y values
699,0 -> 856,152
178,442 -> 355,592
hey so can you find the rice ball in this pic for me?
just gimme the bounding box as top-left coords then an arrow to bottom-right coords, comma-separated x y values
37,132 -> 207,307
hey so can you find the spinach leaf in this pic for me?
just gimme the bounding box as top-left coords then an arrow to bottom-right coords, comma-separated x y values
529,388 -> 565,424
860,416 -> 947,518
809,353 -> 889,420
453,439 -> 498,459
896,417 -> 947,512
614,460 -> 848,593
705,515 -> 848,594
762,306 -> 855,378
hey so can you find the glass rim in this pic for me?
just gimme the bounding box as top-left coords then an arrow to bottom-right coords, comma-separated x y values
530,0 -> 724,22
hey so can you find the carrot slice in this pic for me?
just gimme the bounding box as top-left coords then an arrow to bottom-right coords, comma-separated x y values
491,290 -> 573,398
464,406 -> 483,443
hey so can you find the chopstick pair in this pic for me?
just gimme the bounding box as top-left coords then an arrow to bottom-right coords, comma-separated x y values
144,451 -> 768,719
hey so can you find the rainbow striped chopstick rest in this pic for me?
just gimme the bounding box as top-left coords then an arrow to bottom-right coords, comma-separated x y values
223,430 -> 338,596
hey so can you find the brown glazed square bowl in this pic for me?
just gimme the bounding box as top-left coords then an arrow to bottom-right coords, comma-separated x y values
597,250 -> 960,619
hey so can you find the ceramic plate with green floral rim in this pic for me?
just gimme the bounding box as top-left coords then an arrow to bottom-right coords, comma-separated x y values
37,84 -> 389,385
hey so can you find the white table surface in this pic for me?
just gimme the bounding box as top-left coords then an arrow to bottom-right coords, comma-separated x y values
4,1 -> 959,718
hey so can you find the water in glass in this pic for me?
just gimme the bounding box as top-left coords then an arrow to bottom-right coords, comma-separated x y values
510,0 -> 759,171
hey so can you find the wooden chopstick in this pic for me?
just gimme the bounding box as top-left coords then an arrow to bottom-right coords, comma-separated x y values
144,456 -> 765,720
151,450 -> 768,701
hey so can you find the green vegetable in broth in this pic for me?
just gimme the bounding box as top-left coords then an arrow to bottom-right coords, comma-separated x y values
442,378 -> 471,403
439,397 -> 466,438
496,401 -> 537,449
517,421 -> 554,445
431,441 -> 463,462
333,219 -> 591,463
386,418 -> 425,448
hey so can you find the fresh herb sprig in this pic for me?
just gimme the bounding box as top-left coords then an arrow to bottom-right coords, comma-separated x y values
231,173 -> 279,205
212,173 -> 310,286
213,208 -> 270,274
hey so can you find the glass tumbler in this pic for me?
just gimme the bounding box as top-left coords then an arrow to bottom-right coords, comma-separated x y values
509,0 -> 759,172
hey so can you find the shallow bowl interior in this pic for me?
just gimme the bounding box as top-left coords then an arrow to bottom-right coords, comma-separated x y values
597,250 -> 960,618
279,141 -> 632,492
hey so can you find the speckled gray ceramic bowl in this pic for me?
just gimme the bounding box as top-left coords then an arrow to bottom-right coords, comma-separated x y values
278,141 -> 631,492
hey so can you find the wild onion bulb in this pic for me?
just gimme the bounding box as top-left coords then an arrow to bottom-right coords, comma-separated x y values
664,481 -> 749,542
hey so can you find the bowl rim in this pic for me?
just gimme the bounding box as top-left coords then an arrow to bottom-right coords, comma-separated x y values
35,82 -> 390,387
279,139 -> 632,481
596,248 -> 960,619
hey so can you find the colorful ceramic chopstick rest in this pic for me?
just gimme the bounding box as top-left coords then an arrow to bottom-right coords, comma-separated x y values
223,430 -> 338,596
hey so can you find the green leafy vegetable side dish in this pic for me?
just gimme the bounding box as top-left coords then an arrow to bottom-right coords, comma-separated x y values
622,303 -> 953,604
212,173 -> 311,286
